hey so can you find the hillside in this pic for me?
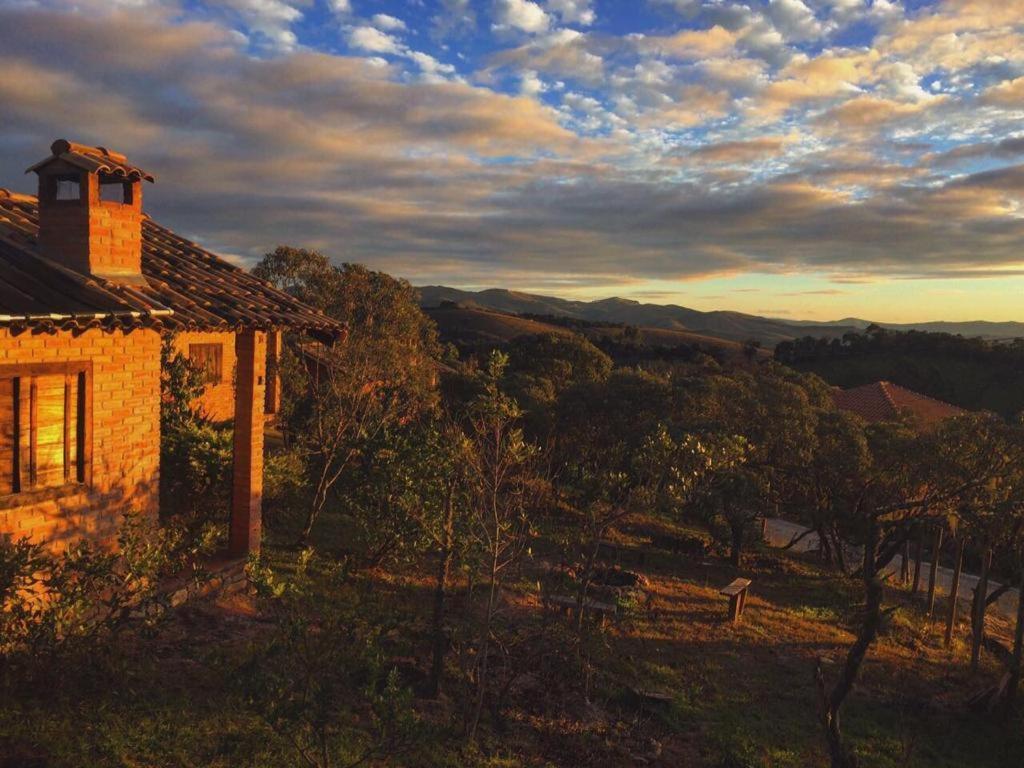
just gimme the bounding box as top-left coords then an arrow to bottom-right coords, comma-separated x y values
425,303 -> 758,363
418,286 -> 1024,344
419,286 -> 841,344
424,304 -> 578,347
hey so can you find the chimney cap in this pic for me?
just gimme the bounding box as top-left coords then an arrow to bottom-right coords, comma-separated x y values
25,138 -> 154,183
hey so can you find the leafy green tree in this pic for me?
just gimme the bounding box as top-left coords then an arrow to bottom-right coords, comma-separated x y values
927,414 -> 1024,672
503,333 -> 612,408
461,352 -> 540,741
253,248 -> 441,541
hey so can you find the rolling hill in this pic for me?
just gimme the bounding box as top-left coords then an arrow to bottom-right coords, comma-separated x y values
418,286 -> 1024,345
424,304 -> 758,363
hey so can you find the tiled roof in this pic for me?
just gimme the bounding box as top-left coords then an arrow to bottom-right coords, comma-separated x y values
25,140 -> 155,183
0,190 -> 342,336
832,381 -> 965,427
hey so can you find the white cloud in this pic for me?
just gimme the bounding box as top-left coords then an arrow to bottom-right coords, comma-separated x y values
520,69 -> 546,95
546,0 -> 595,26
493,0 -> 551,34
408,50 -> 457,80
327,0 -> 351,13
767,0 -> 824,41
348,25 -> 404,55
219,0 -> 303,49
371,13 -> 407,31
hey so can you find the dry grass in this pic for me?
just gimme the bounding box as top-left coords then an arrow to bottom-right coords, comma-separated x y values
4,514 -> 1022,768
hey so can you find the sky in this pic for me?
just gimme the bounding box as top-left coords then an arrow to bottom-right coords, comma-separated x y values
1,0 -> 1023,322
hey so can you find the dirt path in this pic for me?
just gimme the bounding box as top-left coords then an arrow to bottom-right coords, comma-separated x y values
763,518 -> 1020,618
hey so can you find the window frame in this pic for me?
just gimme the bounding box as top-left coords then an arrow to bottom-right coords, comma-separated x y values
0,361 -> 92,508
41,172 -> 85,205
188,343 -> 225,385
98,173 -> 134,206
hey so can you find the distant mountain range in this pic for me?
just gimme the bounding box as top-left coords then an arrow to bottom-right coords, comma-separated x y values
417,286 -> 1024,345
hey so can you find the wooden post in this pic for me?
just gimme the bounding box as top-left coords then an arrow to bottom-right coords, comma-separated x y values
926,526 -> 943,616
729,593 -> 742,623
912,530 -> 924,596
945,537 -> 965,648
971,548 -> 993,672
229,329 -> 267,558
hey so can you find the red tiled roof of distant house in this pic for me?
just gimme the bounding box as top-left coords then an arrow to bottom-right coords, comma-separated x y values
832,381 -> 965,427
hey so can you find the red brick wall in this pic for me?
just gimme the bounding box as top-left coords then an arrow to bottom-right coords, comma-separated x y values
230,330 -> 266,556
171,331 -> 237,422
0,327 -> 161,550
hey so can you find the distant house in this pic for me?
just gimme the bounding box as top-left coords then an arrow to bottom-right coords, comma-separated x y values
0,140 -> 340,555
832,380 -> 964,428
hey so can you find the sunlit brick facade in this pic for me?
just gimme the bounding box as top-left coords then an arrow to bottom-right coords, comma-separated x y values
0,140 -> 340,556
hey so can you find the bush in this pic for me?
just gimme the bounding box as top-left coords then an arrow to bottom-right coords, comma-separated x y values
159,338 -> 233,536
0,516 -> 212,687
240,551 -> 421,768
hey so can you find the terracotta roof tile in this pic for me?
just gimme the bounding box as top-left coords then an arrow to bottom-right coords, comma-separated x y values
0,190 -> 342,336
832,381 -> 964,427
25,139 -> 155,183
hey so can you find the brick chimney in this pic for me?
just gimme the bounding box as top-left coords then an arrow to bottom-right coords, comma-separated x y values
27,139 -> 154,285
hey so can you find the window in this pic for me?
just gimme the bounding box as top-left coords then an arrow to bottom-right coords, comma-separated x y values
53,174 -> 81,201
189,344 -> 224,384
0,365 -> 89,496
99,175 -> 132,205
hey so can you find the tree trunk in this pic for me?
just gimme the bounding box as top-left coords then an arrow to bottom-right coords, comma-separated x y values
1001,569 -> 1024,717
576,531 -> 601,634
971,548 -> 993,673
819,517 -> 883,768
427,489 -> 456,698
730,523 -> 744,568
468,546 -> 499,741
900,539 -> 910,585
912,531 -> 924,596
944,537 -> 965,648
926,526 -> 943,617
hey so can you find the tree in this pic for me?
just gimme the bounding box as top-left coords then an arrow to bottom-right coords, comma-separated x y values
350,419 -> 473,698
780,409 -> 871,573
254,249 -> 441,541
813,413 -> 1024,766
461,352 -> 539,740
929,415 -> 1024,672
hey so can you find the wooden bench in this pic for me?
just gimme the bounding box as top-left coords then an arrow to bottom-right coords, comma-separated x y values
720,578 -> 752,624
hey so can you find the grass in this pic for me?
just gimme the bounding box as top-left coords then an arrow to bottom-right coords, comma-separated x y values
3,512 -> 1023,767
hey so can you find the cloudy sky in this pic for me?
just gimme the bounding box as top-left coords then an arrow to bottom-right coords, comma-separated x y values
1,0 -> 1023,321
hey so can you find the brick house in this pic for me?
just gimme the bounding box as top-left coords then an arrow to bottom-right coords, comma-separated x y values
0,140 -> 340,557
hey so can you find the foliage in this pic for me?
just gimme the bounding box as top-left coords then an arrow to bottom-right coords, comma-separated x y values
242,551 -> 421,768
0,515 -> 210,684
776,327 -> 1024,418
254,249 -> 441,541
502,333 -> 612,411
159,338 -> 233,531
460,352 -> 542,740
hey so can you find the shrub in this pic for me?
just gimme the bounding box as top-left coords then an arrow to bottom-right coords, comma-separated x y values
0,515 -> 212,686
240,551 -> 421,768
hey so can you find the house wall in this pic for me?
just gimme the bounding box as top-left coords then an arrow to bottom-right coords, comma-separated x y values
0,327 -> 161,550
171,330 -> 238,422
